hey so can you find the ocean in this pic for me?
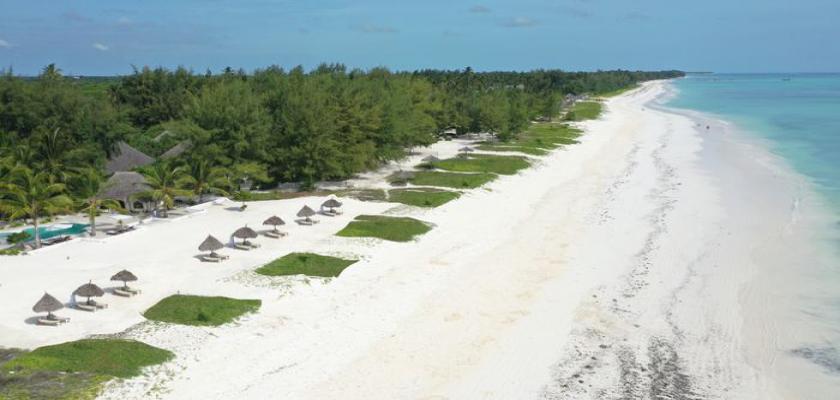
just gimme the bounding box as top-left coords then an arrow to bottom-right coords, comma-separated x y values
667,73 -> 840,211
666,73 -> 840,396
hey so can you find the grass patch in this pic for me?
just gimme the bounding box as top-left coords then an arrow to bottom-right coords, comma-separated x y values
483,123 -> 582,156
408,171 -> 497,189
475,144 -> 548,156
2,340 -> 172,378
256,252 -> 357,277
0,339 -> 172,399
565,101 -> 603,121
0,247 -> 22,256
144,295 -> 261,326
335,188 -> 388,202
233,190 -> 334,201
388,188 -> 460,207
433,154 -> 530,175
336,215 -> 432,242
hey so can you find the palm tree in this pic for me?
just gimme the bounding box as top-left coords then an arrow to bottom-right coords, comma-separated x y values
141,163 -> 190,218
71,168 -> 125,236
0,166 -> 72,248
179,158 -> 229,203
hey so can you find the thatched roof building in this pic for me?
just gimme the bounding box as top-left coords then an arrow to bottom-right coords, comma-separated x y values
106,142 -> 154,174
160,141 -> 191,160
100,172 -> 150,208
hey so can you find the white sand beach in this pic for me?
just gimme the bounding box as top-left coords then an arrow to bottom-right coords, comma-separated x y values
2,81 -> 836,399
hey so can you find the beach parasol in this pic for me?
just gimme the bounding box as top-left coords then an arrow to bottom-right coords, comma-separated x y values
263,216 -> 286,232
297,205 -> 316,221
232,226 -> 258,244
199,234 -> 225,256
321,198 -> 342,212
73,281 -> 104,305
33,292 -> 64,318
422,155 -> 441,163
110,270 -> 138,289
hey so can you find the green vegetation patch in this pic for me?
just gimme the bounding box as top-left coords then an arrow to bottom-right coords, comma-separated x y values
565,101 -> 603,121
480,123 -> 582,156
409,171 -> 497,189
2,339 -> 172,378
0,339 -> 172,400
336,215 -> 432,242
256,252 -> 357,277
388,188 -> 460,208
0,247 -> 22,256
144,295 -> 261,326
233,190 -> 334,201
598,84 -> 640,98
475,144 -> 548,156
335,189 -> 388,202
434,154 -> 530,175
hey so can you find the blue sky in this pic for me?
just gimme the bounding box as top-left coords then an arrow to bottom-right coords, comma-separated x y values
0,0 -> 837,75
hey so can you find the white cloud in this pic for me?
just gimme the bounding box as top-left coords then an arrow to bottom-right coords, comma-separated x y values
92,42 -> 109,51
354,24 -> 398,34
501,17 -> 539,28
0,39 -> 11,48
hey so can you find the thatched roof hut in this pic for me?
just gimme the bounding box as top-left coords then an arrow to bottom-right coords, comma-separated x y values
297,205 -> 316,218
105,142 -> 154,174
33,292 -> 63,315
100,172 -> 150,203
160,141 -> 191,160
110,270 -> 138,288
198,235 -> 224,252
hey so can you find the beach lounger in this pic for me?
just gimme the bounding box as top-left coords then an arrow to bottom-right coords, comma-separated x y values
48,314 -> 70,323
38,318 -> 60,326
76,303 -> 97,312
114,288 -> 134,297
91,300 -> 108,309
234,243 -> 252,251
125,286 -> 142,294
245,241 -> 261,249
264,231 -> 281,238
201,255 -> 222,262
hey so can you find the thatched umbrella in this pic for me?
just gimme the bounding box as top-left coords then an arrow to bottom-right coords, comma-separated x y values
263,216 -> 285,232
199,234 -> 224,256
458,146 -> 475,154
422,155 -> 441,163
110,270 -> 138,289
33,292 -> 64,319
297,205 -> 316,221
321,198 -> 342,212
73,281 -> 105,305
232,226 -> 258,244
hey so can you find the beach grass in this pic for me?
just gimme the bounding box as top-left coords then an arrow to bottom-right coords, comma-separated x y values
336,215 -> 432,242
433,154 -> 530,175
144,295 -> 261,326
565,101 -> 603,121
598,84 -> 639,98
256,252 -> 357,277
388,188 -> 461,207
335,188 -> 388,202
474,144 -> 549,156
479,123 -> 581,156
400,171 -> 497,189
0,339 -> 172,399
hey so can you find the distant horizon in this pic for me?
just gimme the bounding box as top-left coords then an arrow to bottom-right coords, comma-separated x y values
1,1 -> 837,76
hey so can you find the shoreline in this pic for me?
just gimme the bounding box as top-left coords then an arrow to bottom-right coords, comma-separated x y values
2,80 -> 838,399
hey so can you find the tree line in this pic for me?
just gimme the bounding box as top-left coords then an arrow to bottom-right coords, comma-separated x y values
1,63 -> 682,246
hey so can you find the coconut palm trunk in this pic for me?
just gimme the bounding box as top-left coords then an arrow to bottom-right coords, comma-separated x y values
32,214 -> 41,248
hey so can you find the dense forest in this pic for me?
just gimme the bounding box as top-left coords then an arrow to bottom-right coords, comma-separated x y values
0,64 -> 681,186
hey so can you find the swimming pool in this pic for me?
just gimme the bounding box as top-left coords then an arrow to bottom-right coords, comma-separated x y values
0,223 -> 89,243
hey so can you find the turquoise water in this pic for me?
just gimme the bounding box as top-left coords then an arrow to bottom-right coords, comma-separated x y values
668,73 -> 840,211
0,223 -> 89,243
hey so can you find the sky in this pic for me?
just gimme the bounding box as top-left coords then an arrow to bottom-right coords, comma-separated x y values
0,0 -> 838,75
